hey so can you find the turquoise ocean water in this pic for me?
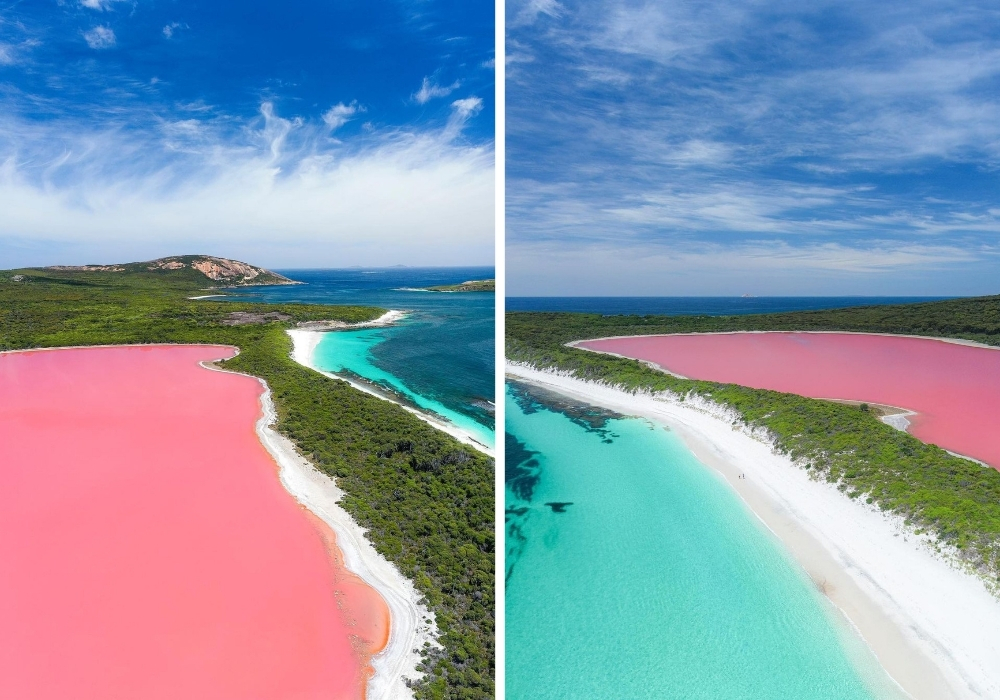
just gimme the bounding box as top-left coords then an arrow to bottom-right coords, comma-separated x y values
222,268 -> 494,450
313,326 -> 494,449
505,381 -> 904,699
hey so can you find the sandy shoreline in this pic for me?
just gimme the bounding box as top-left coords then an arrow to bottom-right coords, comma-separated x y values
507,363 -> 1000,700
295,309 -> 410,331
253,381 -> 438,700
287,324 -> 494,457
200,354 -> 438,700
568,329 -> 1000,351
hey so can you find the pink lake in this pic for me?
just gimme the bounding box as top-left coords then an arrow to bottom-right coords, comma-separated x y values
0,345 -> 388,699
579,332 -> 1000,470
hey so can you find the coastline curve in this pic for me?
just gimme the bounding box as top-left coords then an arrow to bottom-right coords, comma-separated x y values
506,361 -> 1000,700
287,327 -> 494,457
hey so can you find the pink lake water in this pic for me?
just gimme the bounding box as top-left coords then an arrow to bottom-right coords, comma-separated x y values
0,345 -> 388,699
579,332 -> 1000,470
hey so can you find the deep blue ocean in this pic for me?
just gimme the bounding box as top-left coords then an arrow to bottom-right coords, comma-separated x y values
221,267 -> 495,445
506,296 -> 953,316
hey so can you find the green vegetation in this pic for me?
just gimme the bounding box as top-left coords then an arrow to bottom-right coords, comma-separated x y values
2,264 -> 494,699
507,300 -> 1000,589
425,279 -> 495,293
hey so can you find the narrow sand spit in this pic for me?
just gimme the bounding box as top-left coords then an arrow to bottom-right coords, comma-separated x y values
506,363 -> 1000,700
203,359 -> 440,700
295,310 -> 409,331
287,326 -> 494,457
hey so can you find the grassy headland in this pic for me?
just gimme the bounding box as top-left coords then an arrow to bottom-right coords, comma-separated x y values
506,299 -> 1000,590
1,261 -> 494,700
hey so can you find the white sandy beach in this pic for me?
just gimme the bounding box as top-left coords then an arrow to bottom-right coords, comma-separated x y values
254,383 -> 438,700
294,309 -> 410,330
202,352 -> 438,700
287,324 -> 494,457
507,362 -> 1000,700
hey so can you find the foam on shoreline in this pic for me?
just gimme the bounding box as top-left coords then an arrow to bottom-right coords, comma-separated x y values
287,326 -> 494,457
506,362 -> 1000,700
295,310 -> 410,331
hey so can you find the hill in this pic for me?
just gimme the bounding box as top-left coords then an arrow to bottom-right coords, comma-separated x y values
38,255 -> 297,288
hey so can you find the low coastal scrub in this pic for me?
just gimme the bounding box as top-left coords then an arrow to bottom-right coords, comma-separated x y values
507,303 -> 1000,589
2,266 -> 494,700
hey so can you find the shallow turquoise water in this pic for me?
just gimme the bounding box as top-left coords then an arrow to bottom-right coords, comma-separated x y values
314,327 -> 494,449
505,381 -> 902,699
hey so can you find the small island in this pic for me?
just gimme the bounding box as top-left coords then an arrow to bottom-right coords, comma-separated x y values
424,279 -> 495,292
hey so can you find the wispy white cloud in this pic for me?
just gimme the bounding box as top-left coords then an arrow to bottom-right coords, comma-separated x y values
451,97 -> 483,115
0,101 -> 493,268
0,42 -> 16,65
321,101 -> 363,132
0,37 -> 40,66
162,22 -> 186,39
507,0 -> 1000,292
509,0 -> 564,27
82,26 -> 115,50
80,0 -> 128,11
508,238 -> 993,296
413,76 -> 460,104
256,101 -> 301,160
443,97 -> 484,140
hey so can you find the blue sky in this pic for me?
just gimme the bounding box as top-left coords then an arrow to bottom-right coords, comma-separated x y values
0,0 -> 494,268
507,0 -> 1000,295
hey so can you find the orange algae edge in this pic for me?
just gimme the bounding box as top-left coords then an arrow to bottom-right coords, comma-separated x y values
581,332 -> 1000,470
303,507 -> 392,695
0,345 -> 389,700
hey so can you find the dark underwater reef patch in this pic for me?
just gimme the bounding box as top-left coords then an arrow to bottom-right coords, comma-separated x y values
505,431 -> 542,502
504,431 -> 539,586
507,379 -> 623,442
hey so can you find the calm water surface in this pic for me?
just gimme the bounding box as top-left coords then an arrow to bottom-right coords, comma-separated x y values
505,381 -> 905,699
